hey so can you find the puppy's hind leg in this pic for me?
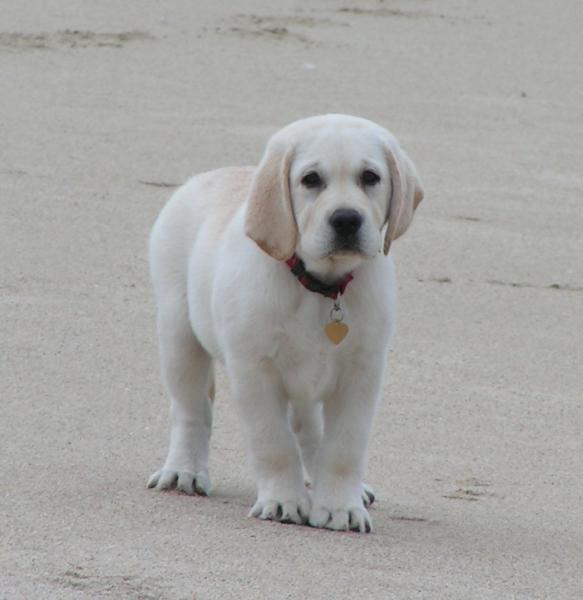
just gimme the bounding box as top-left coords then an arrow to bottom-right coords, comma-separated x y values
290,403 -> 323,486
148,297 -> 213,496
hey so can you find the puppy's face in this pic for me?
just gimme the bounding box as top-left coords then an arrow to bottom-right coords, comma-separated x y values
289,127 -> 390,270
245,115 -> 423,271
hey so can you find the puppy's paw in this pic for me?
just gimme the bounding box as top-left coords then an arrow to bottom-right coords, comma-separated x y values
309,505 -> 373,533
249,495 -> 311,525
362,483 -> 376,507
147,468 -> 211,496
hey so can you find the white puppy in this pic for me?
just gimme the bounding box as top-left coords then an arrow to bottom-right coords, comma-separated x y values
147,114 -> 423,532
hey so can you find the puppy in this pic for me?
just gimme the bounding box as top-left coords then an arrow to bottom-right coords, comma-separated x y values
147,114 -> 423,532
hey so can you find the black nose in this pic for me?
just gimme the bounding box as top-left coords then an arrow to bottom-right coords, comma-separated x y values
329,209 -> 363,237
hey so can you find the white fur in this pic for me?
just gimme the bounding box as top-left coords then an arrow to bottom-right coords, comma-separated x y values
147,115 -> 422,533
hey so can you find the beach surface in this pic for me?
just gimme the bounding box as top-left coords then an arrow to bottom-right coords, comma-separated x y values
1,1 -> 582,598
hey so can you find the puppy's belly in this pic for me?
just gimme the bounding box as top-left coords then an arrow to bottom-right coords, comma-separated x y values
275,335 -> 339,403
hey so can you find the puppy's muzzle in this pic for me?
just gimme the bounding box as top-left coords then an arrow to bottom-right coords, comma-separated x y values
329,209 -> 363,251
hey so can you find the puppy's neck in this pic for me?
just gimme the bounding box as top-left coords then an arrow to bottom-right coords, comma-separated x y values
298,253 -> 367,285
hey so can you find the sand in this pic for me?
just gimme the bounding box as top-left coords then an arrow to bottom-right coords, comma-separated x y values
1,1 -> 582,598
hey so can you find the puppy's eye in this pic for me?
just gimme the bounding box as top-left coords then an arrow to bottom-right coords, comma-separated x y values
301,171 -> 322,189
361,170 -> 380,186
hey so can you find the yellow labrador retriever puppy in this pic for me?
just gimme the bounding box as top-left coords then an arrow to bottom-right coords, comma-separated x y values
147,114 -> 423,532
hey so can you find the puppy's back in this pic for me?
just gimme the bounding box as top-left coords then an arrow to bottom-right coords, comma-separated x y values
149,166 -> 254,300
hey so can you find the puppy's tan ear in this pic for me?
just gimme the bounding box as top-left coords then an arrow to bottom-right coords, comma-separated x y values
245,141 -> 296,261
383,143 -> 424,255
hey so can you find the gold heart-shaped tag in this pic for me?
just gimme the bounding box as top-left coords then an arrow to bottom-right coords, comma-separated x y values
324,321 -> 349,345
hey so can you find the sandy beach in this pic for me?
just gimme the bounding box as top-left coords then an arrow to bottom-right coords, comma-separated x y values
2,1 -> 582,598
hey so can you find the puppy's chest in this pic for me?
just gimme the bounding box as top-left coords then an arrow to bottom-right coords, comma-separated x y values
272,301 -> 352,402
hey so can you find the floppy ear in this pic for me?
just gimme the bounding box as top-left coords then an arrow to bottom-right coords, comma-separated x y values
383,143 -> 424,255
245,141 -> 297,261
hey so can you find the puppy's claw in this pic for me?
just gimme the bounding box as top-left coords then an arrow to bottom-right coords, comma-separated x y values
309,506 -> 373,533
147,469 -> 211,496
362,483 -> 376,507
308,507 -> 332,529
249,498 -> 310,525
280,501 -> 307,524
193,471 -> 212,496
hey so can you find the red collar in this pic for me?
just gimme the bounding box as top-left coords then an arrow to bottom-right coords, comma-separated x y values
285,254 -> 354,300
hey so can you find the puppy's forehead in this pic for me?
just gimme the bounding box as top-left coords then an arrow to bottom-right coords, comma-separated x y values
291,125 -> 385,173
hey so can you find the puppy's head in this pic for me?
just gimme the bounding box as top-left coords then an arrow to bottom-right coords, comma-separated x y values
245,115 -> 424,274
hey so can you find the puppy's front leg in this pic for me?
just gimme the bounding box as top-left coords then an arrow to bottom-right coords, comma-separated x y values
231,361 -> 310,525
309,362 -> 384,533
